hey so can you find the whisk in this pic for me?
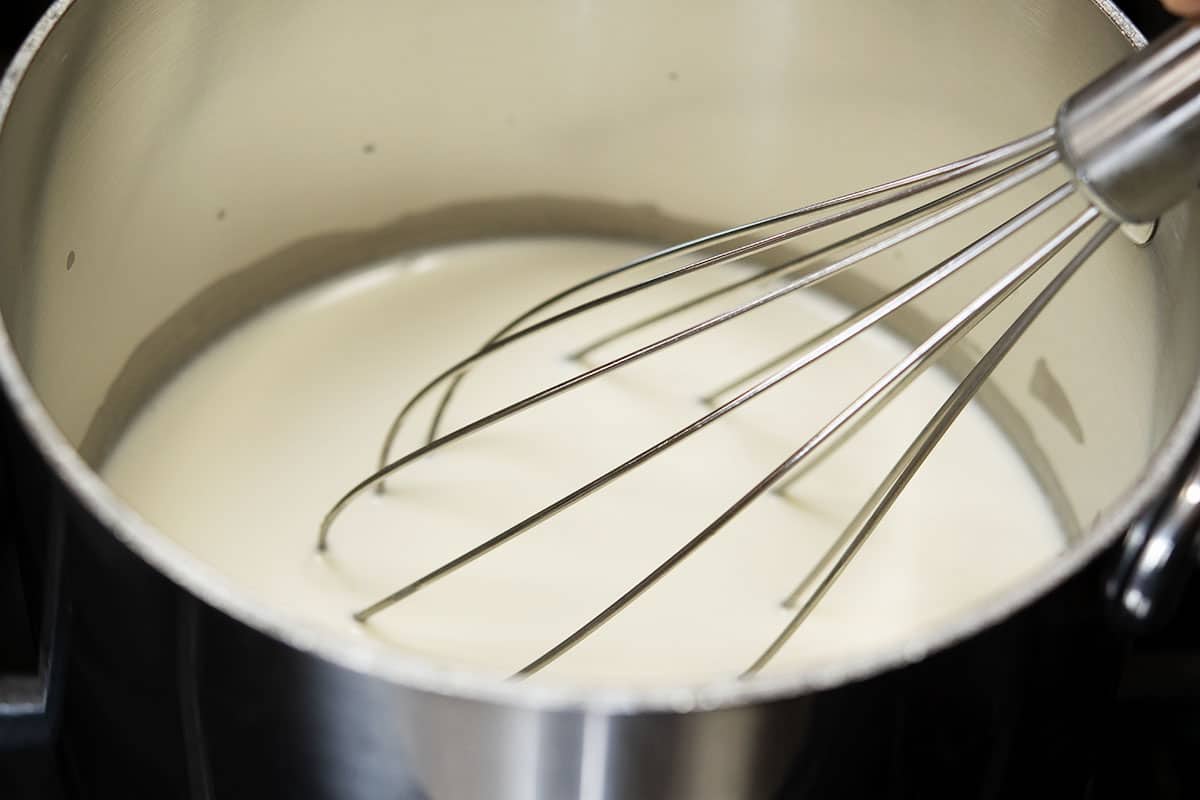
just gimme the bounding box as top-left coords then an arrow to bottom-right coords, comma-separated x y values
317,22 -> 1200,678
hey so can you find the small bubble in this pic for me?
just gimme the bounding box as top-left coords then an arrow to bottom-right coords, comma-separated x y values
668,71 -> 679,81
216,208 -> 227,221
66,250 -> 75,271
363,143 -> 376,155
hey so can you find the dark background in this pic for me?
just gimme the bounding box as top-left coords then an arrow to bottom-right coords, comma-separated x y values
0,1 -> 1195,799
0,2 -> 48,60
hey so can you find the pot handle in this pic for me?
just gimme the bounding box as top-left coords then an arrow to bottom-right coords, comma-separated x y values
1106,444 -> 1200,631
0,492 -> 66,749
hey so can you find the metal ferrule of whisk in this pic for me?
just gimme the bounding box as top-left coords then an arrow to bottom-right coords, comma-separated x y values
1058,21 -> 1200,223
316,22 -> 1200,680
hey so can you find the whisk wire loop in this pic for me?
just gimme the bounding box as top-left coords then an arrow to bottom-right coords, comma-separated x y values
374,131 -> 1057,467
520,196 -> 1098,678
319,152 -> 1061,551
314,21 -> 1200,681
351,178 -> 1075,630
745,217 -> 1115,676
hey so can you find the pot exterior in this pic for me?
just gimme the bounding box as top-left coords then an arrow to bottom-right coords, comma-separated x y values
4,394 -> 1123,800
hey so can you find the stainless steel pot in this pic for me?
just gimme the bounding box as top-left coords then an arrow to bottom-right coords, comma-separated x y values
1,1 -> 1199,798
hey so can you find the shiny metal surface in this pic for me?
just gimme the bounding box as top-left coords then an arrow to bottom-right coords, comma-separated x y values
0,1 -> 1198,798
1059,21 -> 1200,221
335,17 -> 1200,677
323,140 -> 1059,546
347,158 -> 1081,666
1108,442 -> 1200,627
388,132 -> 1061,462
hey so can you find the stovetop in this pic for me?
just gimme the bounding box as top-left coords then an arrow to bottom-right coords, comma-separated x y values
0,2 -> 1197,798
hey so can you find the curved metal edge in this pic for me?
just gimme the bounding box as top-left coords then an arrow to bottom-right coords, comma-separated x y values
0,0 -> 1194,718
1107,440 -> 1200,630
1091,0 -> 1151,47
1085,5 -> 1200,626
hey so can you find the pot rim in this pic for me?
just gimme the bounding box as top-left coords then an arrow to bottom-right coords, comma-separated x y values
0,0 -> 1190,716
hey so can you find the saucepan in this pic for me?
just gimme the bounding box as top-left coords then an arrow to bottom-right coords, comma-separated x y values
1,1 -> 1198,797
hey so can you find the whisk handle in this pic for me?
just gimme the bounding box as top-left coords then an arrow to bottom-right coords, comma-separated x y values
1057,21 -> 1200,223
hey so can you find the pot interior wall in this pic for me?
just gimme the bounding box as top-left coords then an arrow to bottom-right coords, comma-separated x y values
1,0 -> 1198,587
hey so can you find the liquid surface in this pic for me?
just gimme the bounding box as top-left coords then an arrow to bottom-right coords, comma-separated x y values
102,237 -> 1064,686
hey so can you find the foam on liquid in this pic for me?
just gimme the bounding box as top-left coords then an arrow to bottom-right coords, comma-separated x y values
101,237 -> 1064,686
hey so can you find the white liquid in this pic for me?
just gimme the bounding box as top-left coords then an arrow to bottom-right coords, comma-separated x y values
102,237 -> 1064,686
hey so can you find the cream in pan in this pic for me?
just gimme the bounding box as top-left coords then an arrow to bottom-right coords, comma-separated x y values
102,237 -> 1064,686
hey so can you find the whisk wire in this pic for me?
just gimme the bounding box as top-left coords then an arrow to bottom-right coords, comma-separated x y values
319,152 -> 1060,551
745,217 -> 1114,677
375,131 -> 1057,464
312,21 -> 1200,682
350,179 -> 1074,630
560,150 -> 1057,368
516,190 -> 1091,678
